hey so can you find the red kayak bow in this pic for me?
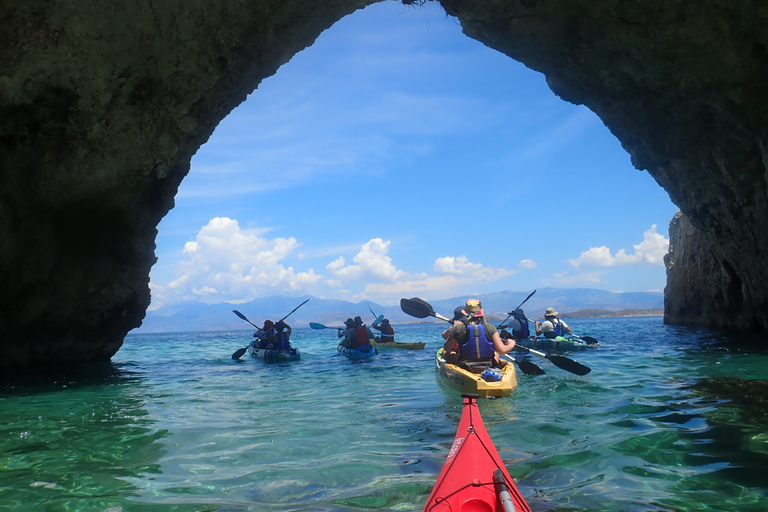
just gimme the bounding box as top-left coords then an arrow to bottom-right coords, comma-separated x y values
424,394 -> 531,512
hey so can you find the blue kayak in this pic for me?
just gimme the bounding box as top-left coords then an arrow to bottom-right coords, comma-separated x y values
337,343 -> 378,360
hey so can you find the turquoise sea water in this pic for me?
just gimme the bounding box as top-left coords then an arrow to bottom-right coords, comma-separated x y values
2,316 -> 768,512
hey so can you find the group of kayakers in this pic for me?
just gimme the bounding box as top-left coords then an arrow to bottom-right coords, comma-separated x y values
245,300 -> 570,368
253,319 -> 294,351
336,315 -> 396,352
441,299 -> 572,370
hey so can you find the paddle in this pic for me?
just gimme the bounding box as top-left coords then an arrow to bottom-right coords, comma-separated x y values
309,322 -> 344,330
512,344 -> 591,375
399,297 -> 546,376
231,299 -> 310,359
500,354 -> 545,376
569,333 -> 600,346
496,289 -> 536,329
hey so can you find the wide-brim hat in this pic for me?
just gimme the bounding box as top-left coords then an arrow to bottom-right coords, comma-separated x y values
544,307 -> 558,317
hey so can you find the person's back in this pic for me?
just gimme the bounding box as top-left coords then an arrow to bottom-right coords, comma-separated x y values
509,308 -> 530,339
258,320 -> 277,349
535,307 -> 570,338
373,318 -> 395,342
274,321 -> 292,351
347,316 -> 372,350
443,299 -> 513,369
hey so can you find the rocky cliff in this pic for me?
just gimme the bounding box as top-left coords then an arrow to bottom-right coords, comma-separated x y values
2,0 -> 766,371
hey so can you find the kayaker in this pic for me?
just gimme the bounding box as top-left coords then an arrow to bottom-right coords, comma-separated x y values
443,299 -> 513,368
506,308 -> 531,339
345,316 -> 374,350
371,317 -> 395,342
535,307 -> 572,338
337,317 -> 355,339
256,319 -> 277,349
270,320 -> 292,351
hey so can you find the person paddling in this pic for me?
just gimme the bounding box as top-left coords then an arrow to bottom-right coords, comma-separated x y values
371,317 -> 395,343
443,299 -> 514,369
345,316 -> 374,351
256,320 -> 277,349
271,320 -> 292,351
535,307 -> 571,339
338,317 -> 355,339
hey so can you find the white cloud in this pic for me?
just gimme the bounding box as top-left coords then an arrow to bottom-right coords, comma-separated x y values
151,217 -> 322,306
519,259 -> 538,269
434,255 -> 514,281
567,225 -> 669,269
326,238 -> 405,282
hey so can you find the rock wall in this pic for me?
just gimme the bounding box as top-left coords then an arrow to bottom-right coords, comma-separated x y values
0,0 -> 376,372
2,0 -> 767,371
439,0 -> 768,331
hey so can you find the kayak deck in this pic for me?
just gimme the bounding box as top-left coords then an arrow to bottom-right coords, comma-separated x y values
337,343 -> 378,359
423,394 -> 531,512
247,345 -> 301,363
435,348 -> 518,398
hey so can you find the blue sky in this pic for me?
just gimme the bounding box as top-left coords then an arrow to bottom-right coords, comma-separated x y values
148,1 -> 679,310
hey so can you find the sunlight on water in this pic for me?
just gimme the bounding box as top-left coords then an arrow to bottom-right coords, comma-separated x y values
2,317 -> 768,511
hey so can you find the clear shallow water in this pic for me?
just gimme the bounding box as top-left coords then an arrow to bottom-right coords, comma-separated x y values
2,317 -> 768,512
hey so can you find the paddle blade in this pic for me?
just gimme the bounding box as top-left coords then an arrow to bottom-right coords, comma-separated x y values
233,310 -> 248,321
515,359 -> 546,376
546,354 -> 591,375
372,314 -> 384,325
231,347 -> 247,360
309,322 -> 327,330
581,336 -> 600,346
400,298 -> 433,318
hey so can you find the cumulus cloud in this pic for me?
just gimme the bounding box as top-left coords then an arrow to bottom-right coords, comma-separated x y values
567,225 -> 669,269
519,259 -> 537,270
151,217 -> 322,305
433,255 -> 514,280
326,238 -> 405,283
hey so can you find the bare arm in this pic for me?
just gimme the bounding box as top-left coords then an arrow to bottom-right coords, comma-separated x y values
492,330 -> 514,354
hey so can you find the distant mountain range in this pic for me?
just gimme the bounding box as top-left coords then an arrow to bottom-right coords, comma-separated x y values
132,288 -> 664,333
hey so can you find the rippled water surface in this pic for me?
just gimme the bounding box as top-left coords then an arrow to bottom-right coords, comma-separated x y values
2,317 -> 768,511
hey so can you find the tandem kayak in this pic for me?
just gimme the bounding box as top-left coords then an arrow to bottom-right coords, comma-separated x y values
247,345 -> 301,363
423,394 -> 531,512
435,348 -> 518,398
371,337 -> 426,350
337,343 -> 378,360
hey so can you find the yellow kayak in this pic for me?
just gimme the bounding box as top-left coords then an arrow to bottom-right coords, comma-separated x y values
434,348 -> 518,398
371,337 -> 425,350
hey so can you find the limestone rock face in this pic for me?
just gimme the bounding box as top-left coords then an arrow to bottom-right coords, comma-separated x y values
439,0 -> 768,331
0,0 -> 375,372
2,0 -> 767,371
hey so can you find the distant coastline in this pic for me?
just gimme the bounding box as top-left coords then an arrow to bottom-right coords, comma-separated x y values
559,308 -> 664,319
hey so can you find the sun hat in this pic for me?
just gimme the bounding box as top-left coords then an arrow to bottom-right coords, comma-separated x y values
451,306 -> 467,322
463,299 -> 484,317
544,307 -> 558,317
354,316 -> 363,326
263,320 -> 275,330
381,318 -> 390,325
344,318 -> 355,326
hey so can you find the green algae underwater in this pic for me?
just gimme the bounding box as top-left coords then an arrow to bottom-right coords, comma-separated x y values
2,316 -> 767,512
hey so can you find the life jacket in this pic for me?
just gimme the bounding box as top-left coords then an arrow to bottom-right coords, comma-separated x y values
259,328 -> 277,349
544,319 -> 566,338
511,311 -> 530,339
275,331 -> 291,351
459,323 -> 495,361
352,326 -> 370,347
379,325 -> 394,341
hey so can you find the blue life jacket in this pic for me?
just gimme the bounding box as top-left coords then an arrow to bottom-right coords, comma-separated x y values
544,319 -> 566,338
460,323 -> 495,361
512,312 -> 530,339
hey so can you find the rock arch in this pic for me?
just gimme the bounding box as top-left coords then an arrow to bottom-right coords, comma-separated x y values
1,0 -> 766,371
